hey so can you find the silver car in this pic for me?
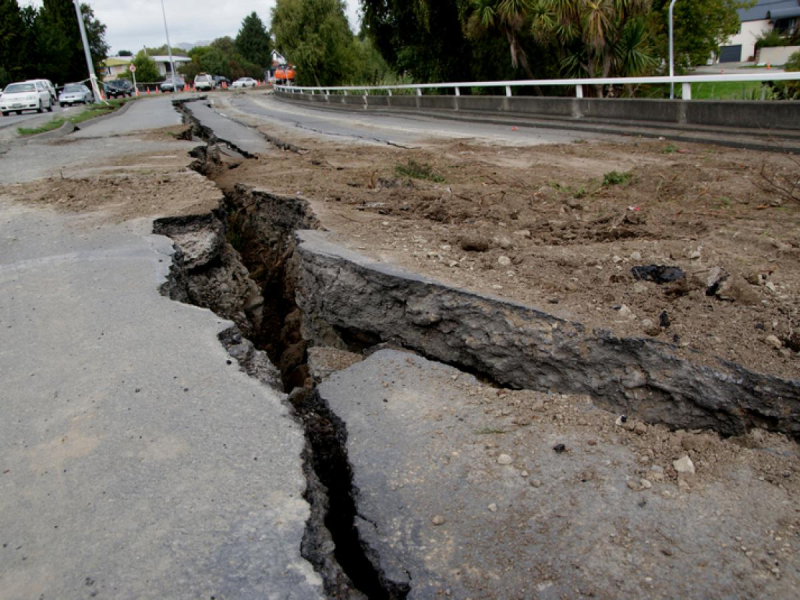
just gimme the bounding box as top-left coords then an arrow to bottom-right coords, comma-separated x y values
58,83 -> 93,107
0,81 -> 53,116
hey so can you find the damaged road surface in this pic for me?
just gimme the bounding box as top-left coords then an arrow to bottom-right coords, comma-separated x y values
0,99 -> 323,598
2,92 -> 800,598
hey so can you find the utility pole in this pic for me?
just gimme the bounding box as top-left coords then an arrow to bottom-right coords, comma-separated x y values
73,0 -> 103,103
160,0 -> 177,91
669,0 -> 678,99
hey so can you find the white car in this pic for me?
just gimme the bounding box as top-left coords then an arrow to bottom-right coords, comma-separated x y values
27,78 -> 57,104
231,77 -> 257,89
1,81 -> 53,116
194,73 -> 214,91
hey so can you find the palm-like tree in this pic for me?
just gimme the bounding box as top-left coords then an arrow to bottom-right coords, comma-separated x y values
531,0 -> 656,93
468,0 -> 536,79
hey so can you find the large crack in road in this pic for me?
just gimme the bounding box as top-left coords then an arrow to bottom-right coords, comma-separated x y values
152,98 -> 800,598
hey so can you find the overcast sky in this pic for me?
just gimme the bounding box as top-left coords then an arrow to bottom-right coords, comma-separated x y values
25,0 -> 361,55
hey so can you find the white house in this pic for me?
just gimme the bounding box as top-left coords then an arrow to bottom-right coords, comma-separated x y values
720,0 -> 800,63
100,55 -> 192,81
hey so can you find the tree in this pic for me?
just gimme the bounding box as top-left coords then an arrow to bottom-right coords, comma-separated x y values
466,0 -> 536,78
649,0 -> 749,70
361,0 -> 476,83
119,50 -> 162,82
33,1 -> 108,84
0,0 -> 24,86
271,0 -> 360,86
530,0 -> 657,91
117,49 -> 132,56
235,12 -> 271,68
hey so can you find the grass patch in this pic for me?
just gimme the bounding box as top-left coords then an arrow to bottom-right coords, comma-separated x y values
602,170 -> 632,186
689,81 -> 765,100
18,98 -> 134,136
661,144 -> 678,154
395,159 -> 446,183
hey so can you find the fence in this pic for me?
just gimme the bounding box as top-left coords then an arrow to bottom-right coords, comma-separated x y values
275,72 -> 800,101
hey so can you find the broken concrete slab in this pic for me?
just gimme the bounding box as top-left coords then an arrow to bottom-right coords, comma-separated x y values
181,99 -> 273,157
317,349 -> 800,598
295,230 -> 800,439
0,200 -> 322,599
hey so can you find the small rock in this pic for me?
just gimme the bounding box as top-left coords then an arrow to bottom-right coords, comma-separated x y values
630,251 -> 642,261
627,480 -> 639,490
498,256 -> 512,267
512,230 -> 531,238
488,503 -> 498,512
618,304 -> 635,319
640,479 -> 653,489
530,479 -> 543,488
459,235 -> 491,252
673,455 -> 696,475
633,282 -> 649,294
497,454 -> 513,465
431,515 -> 446,526
659,310 -> 670,329
520,470 -> 529,477
497,236 -> 513,250
615,415 -> 628,427
765,335 -> 783,349
689,249 -> 702,260
642,319 -> 661,337
553,443 -> 567,454
634,422 -> 648,435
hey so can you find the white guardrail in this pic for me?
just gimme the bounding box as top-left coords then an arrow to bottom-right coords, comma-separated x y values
276,72 -> 800,100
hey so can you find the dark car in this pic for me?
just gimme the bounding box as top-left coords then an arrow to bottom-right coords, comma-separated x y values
212,75 -> 230,88
104,80 -> 134,98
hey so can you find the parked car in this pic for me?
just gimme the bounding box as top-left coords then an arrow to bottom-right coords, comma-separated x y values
26,78 -> 57,103
59,83 -> 93,106
159,76 -> 185,93
212,75 -> 230,88
231,77 -> 257,89
194,73 -> 214,91
1,80 -> 53,116
104,79 -> 134,98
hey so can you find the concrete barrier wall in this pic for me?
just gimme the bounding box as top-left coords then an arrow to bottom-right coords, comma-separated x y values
279,91 -> 800,130
759,45 -> 800,66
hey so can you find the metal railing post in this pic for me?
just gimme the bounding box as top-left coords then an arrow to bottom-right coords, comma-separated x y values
576,84 -> 584,99
455,87 -> 460,96
681,82 -> 692,100
416,88 -> 422,96
505,85 -> 512,97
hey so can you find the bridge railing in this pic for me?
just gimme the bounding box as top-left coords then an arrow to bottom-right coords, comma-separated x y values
275,72 -> 800,100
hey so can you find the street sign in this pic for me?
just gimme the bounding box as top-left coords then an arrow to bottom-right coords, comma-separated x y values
129,64 -> 137,73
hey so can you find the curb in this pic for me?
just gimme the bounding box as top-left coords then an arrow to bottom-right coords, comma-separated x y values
25,99 -> 137,141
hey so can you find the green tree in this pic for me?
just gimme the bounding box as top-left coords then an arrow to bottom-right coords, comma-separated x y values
361,0 -> 476,83
235,12 -> 271,68
649,0 -> 751,70
466,0 -> 536,78
0,0 -> 24,86
119,50 -> 162,82
530,0 -> 657,89
34,1 -> 108,84
143,44 -> 187,56
271,0 -> 359,86
117,49 -> 132,56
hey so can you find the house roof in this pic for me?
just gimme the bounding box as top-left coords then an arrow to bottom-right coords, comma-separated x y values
102,57 -> 132,67
738,0 -> 799,22
150,55 -> 191,63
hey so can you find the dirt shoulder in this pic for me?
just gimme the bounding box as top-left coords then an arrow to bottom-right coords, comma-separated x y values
214,132 -> 800,381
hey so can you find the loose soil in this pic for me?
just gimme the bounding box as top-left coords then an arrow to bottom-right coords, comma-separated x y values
211,132 -> 800,381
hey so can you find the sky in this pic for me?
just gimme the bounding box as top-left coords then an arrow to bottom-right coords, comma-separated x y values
25,0 -> 362,55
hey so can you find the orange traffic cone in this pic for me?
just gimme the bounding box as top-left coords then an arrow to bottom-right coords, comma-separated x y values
767,63 -> 772,70
146,87 -> 150,95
